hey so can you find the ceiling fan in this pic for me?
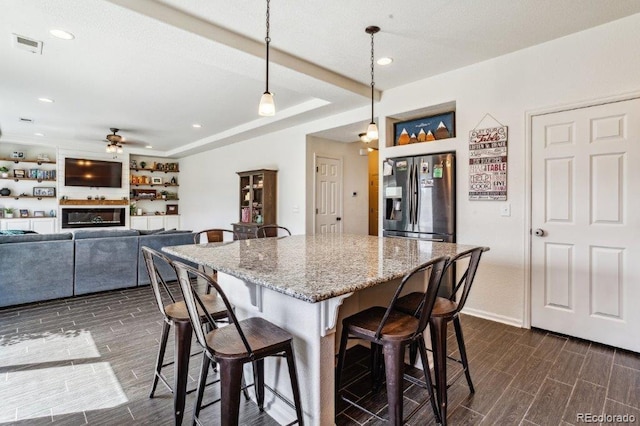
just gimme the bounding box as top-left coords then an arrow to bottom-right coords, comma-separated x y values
105,128 -> 124,154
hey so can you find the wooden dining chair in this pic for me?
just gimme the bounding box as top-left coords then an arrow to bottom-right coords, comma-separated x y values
335,256 -> 449,425
193,228 -> 238,244
394,246 -> 487,425
173,260 -> 304,426
255,224 -> 291,238
141,247 -> 229,405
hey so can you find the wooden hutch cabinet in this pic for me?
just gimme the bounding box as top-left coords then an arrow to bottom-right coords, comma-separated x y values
232,169 -> 277,239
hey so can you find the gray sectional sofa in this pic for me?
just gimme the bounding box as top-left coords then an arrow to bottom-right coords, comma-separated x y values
0,229 -> 195,308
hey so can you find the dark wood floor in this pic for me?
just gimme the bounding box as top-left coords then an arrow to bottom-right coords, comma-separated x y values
336,315 -> 640,425
1,286 -> 639,425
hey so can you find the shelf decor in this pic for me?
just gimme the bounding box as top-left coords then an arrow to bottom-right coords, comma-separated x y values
468,113 -> 508,201
393,111 -> 455,146
33,187 -> 56,197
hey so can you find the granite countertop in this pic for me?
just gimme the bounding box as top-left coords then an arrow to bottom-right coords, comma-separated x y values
163,233 -> 486,303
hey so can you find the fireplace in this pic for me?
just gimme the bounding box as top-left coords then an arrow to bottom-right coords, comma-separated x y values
62,208 -> 126,229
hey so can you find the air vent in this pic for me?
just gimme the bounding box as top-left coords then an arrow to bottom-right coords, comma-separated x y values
19,117 -> 34,123
12,34 -> 43,54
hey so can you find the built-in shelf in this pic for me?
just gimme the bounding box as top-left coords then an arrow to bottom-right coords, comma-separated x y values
0,158 -> 56,165
130,183 -> 179,188
2,216 -> 56,219
130,168 -> 180,173
0,177 -> 56,183
131,197 -> 180,202
0,195 -> 56,200
59,199 -> 129,206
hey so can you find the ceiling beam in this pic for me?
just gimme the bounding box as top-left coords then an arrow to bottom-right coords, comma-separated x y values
105,0 -> 381,100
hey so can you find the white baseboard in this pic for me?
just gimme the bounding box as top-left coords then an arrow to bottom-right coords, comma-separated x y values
461,307 -> 524,329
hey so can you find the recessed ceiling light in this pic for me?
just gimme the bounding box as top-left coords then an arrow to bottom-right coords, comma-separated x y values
377,57 -> 393,66
145,145 -> 153,149
34,132 -> 45,136
50,29 -> 75,40
38,97 -> 54,103
192,124 -> 202,128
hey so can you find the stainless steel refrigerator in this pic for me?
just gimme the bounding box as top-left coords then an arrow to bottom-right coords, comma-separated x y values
383,152 -> 456,292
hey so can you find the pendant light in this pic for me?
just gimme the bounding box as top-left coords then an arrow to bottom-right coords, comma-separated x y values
365,26 -> 380,141
258,0 -> 275,116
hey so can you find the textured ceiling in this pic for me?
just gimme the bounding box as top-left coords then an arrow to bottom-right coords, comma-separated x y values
0,0 -> 638,154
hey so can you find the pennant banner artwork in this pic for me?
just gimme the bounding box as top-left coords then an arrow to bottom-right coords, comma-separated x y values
468,126 -> 508,200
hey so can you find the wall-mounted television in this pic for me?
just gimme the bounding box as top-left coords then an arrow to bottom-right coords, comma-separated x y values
64,157 -> 123,188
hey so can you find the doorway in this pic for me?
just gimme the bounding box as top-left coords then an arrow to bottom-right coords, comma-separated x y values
530,96 -> 640,352
314,155 -> 343,234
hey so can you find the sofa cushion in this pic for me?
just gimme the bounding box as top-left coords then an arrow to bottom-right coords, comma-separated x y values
0,232 -> 73,244
74,233 -> 140,294
0,239 -> 74,307
74,229 -> 140,239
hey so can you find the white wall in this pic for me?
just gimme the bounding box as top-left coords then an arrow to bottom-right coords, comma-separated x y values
179,128 -> 307,234
179,14 -> 640,326
377,13 -> 640,325
305,135 -> 369,235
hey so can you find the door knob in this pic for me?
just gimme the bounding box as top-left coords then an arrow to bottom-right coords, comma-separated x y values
534,228 -> 545,237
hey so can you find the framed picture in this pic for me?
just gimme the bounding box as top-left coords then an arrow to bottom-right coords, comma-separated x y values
151,176 -> 163,185
33,187 -> 56,197
13,169 -> 25,178
19,209 -> 29,218
393,111 -> 456,146
166,204 -> 178,215
33,210 -> 45,217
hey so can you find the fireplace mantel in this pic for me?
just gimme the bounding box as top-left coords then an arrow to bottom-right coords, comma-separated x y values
59,199 -> 129,206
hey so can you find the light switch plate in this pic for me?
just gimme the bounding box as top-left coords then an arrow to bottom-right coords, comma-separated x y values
500,203 -> 511,217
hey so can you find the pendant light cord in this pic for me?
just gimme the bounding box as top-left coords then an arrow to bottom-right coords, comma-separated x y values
265,0 -> 271,93
370,29 -> 375,123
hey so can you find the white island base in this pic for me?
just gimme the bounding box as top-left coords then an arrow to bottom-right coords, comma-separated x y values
217,272 -> 418,426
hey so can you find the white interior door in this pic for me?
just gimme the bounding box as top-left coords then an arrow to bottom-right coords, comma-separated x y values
315,156 -> 342,234
531,98 -> 640,352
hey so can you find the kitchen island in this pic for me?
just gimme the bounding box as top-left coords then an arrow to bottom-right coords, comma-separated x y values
164,233 -> 482,425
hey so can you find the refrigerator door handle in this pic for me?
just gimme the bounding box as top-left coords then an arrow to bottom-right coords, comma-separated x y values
408,163 -> 414,226
413,163 -> 419,226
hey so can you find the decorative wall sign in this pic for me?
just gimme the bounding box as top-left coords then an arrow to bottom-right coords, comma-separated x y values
393,111 -> 455,146
469,121 -> 508,200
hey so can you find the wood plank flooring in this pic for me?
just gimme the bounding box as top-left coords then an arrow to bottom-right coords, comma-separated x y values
336,315 -> 640,426
1,286 -> 639,425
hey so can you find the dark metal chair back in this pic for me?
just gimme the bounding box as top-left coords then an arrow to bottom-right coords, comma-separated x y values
142,246 -> 179,320
445,247 -> 487,313
255,225 -> 291,238
173,261 -> 255,360
374,255 -> 449,341
194,228 -> 238,244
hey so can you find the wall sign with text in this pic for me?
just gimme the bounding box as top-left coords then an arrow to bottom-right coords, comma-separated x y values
468,126 -> 508,200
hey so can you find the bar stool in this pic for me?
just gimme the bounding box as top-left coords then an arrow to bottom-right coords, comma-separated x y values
255,224 -> 291,238
141,247 -> 231,425
173,261 -> 304,426
335,256 -> 449,425
395,246 -> 487,425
